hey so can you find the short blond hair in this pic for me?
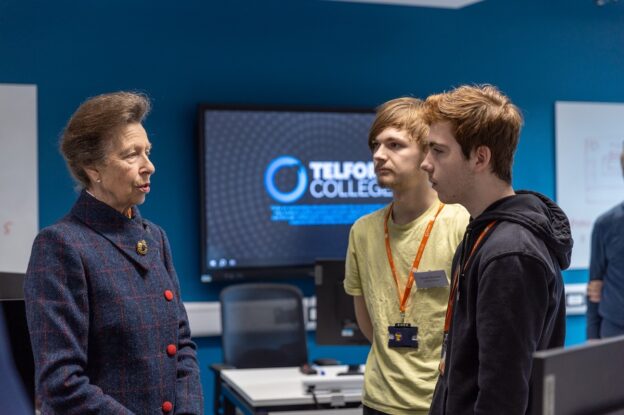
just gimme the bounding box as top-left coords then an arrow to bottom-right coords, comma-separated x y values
368,97 -> 428,151
423,84 -> 523,183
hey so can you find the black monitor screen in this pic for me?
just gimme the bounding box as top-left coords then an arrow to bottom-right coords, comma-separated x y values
199,106 -> 392,281
530,335 -> 624,415
314,259 -> 368,346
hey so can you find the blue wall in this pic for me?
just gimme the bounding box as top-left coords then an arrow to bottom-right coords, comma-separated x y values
2,0 -> 623,411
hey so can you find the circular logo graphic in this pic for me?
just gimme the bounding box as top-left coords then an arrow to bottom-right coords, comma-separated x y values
264,156 -> 308,203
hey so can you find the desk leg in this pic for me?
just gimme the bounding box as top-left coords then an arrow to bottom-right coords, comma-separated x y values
223,396 -> 236,415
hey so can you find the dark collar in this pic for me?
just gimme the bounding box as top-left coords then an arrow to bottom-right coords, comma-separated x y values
70,190 -> 158,272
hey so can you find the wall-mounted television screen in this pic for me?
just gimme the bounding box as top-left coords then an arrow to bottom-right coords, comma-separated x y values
199,105 -> 392,282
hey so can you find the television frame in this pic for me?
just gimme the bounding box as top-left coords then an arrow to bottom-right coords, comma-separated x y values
197,104 -> 378,283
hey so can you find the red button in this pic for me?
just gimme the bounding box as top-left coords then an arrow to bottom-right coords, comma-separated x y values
162,401 -> 173,413
166,344 -> 177,357
164,290 -> 174,301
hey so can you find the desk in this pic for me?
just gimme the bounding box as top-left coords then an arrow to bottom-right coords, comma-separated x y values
220,366 -> 364,415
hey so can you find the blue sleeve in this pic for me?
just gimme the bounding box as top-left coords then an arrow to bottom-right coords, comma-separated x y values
589,219 -> 607,282
586,301 -> 601,339
159,228 -> 204,415
24,229 -> 134,414
587,220 -> 605,339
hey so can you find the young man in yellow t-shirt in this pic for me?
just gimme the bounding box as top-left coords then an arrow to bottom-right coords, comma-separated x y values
344,97 -> 469,415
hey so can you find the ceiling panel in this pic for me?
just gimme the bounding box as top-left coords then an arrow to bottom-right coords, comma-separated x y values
328,0 -> 484,9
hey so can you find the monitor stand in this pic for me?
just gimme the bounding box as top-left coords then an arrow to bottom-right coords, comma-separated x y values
338,364 -> 364,376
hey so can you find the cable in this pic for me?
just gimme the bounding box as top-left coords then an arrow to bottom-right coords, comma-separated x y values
306,385 -> 321,409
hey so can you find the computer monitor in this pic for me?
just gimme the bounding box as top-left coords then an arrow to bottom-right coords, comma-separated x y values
530,335 -> 624,415
0,272 -> 35,406
314,259 -> 368,346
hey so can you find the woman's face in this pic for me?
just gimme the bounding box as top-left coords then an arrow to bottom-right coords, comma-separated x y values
87,123 -> 155,214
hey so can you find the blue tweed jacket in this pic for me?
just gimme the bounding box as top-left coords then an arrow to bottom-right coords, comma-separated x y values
25,191 -> 203,414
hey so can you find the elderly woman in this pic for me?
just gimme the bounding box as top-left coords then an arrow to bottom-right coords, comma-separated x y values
24,92 -> 203,414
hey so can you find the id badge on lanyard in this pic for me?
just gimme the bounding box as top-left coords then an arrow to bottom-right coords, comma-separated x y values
384,203 -> 446,350
388,323 -> 419,348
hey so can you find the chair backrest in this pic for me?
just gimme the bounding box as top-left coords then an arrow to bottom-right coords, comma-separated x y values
220,283 -> 308,368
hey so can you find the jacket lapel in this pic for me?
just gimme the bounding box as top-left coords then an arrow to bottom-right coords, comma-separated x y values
70,191 -> 159,272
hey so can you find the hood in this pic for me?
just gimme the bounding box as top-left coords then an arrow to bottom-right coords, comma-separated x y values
471,190 -> 573,270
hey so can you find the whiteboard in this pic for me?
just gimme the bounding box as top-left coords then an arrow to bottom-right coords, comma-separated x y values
0,84 -> 38,273
556,101 -> 624,270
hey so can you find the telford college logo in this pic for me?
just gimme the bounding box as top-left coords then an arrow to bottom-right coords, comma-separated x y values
264,156 -> 308,203
264,155 -> 391,203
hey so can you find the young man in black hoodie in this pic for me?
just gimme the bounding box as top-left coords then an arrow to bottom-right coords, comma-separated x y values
420,84 -> 573,415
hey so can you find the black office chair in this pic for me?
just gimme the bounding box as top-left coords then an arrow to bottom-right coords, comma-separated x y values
211,283 -> 309,415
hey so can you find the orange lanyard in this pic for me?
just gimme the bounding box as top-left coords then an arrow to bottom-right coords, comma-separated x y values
443,220 -> 497,333
384,202 -> 445,317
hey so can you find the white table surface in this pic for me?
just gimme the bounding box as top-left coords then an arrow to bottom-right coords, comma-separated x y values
220,365 -> 364,408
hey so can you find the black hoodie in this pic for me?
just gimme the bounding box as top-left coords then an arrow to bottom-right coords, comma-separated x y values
429,191 -> 573,415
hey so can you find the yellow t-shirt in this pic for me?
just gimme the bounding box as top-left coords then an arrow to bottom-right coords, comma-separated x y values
344,200 -> 469,415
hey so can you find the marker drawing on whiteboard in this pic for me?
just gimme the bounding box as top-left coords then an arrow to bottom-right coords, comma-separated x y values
3,221 -> 13,235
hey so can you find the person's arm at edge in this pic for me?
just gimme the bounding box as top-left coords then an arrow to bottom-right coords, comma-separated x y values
344,224 -> 372,344
587,221 -> 605,340
354,296 -> 373,343
0,309 -> 32,415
